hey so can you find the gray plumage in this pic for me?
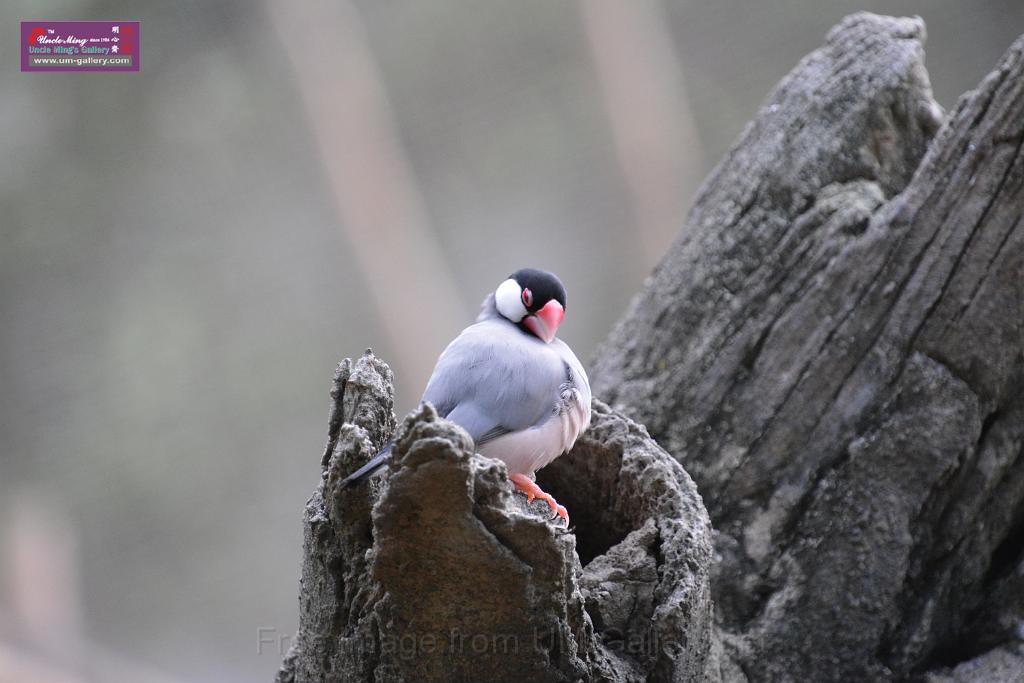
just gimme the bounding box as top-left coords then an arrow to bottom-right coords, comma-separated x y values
341,286 -> 591,488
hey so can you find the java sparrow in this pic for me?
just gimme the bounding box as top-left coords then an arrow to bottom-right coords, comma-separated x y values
341,268 -> 591,522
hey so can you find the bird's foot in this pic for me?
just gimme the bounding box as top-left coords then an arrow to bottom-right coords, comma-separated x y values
510,473 -> 568,524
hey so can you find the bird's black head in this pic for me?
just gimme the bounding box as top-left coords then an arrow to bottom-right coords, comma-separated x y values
509,268 -> 567,311
494,268 -> 567,343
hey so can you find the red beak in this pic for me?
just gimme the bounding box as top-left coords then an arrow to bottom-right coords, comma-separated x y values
523,300 -> 564,343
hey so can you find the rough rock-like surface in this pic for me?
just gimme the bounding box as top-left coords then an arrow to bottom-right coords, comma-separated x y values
276,351 -> 715,682
542,400 -> 716,682
592,12 -> 1024,683
925,643 -> 1024,683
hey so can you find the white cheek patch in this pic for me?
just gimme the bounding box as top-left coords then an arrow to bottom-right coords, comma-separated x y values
495,278 -> 528,322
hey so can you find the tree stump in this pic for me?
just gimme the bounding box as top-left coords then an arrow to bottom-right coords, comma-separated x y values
276,353 -> 716,682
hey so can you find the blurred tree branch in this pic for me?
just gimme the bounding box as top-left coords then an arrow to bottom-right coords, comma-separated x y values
580,0 -> 705,265
268,0 -> 465,399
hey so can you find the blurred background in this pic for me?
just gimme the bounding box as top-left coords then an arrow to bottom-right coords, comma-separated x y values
1,1 -> 1022,681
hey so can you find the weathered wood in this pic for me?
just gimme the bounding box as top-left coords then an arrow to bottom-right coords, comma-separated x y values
277,353 -> 715,682
592,12 -> 1024,682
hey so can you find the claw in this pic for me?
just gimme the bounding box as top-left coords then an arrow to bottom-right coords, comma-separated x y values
510,473 -> 570,525
551,504 -> 568,522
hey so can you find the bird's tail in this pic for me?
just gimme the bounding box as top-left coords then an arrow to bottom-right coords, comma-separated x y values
340,442 -> 393,488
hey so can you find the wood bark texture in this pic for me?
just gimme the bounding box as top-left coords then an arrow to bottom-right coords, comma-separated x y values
592,12 -> 1024,683
276,353 -> 716,682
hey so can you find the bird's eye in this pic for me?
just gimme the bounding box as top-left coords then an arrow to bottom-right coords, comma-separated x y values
521,288 -> 533,308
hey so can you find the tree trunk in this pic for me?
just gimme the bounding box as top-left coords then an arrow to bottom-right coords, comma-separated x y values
278,12 -> 1024,683
276,354 -> 716,682
592,12 -> 1024,683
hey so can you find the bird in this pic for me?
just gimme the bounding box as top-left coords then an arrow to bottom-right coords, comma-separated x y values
341,268 -> 592,523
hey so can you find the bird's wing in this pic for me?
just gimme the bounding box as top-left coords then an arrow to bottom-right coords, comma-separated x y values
421,320 -> 567,445
550,338 -> 592,408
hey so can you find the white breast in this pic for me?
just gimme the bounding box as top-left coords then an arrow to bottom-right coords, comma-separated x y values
477,384 -> 591,478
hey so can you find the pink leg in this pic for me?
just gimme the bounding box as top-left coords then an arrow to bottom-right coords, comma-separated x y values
510,473 -> 568,523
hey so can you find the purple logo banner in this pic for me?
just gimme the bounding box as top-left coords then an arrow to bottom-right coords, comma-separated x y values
21,21 -> 140,72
